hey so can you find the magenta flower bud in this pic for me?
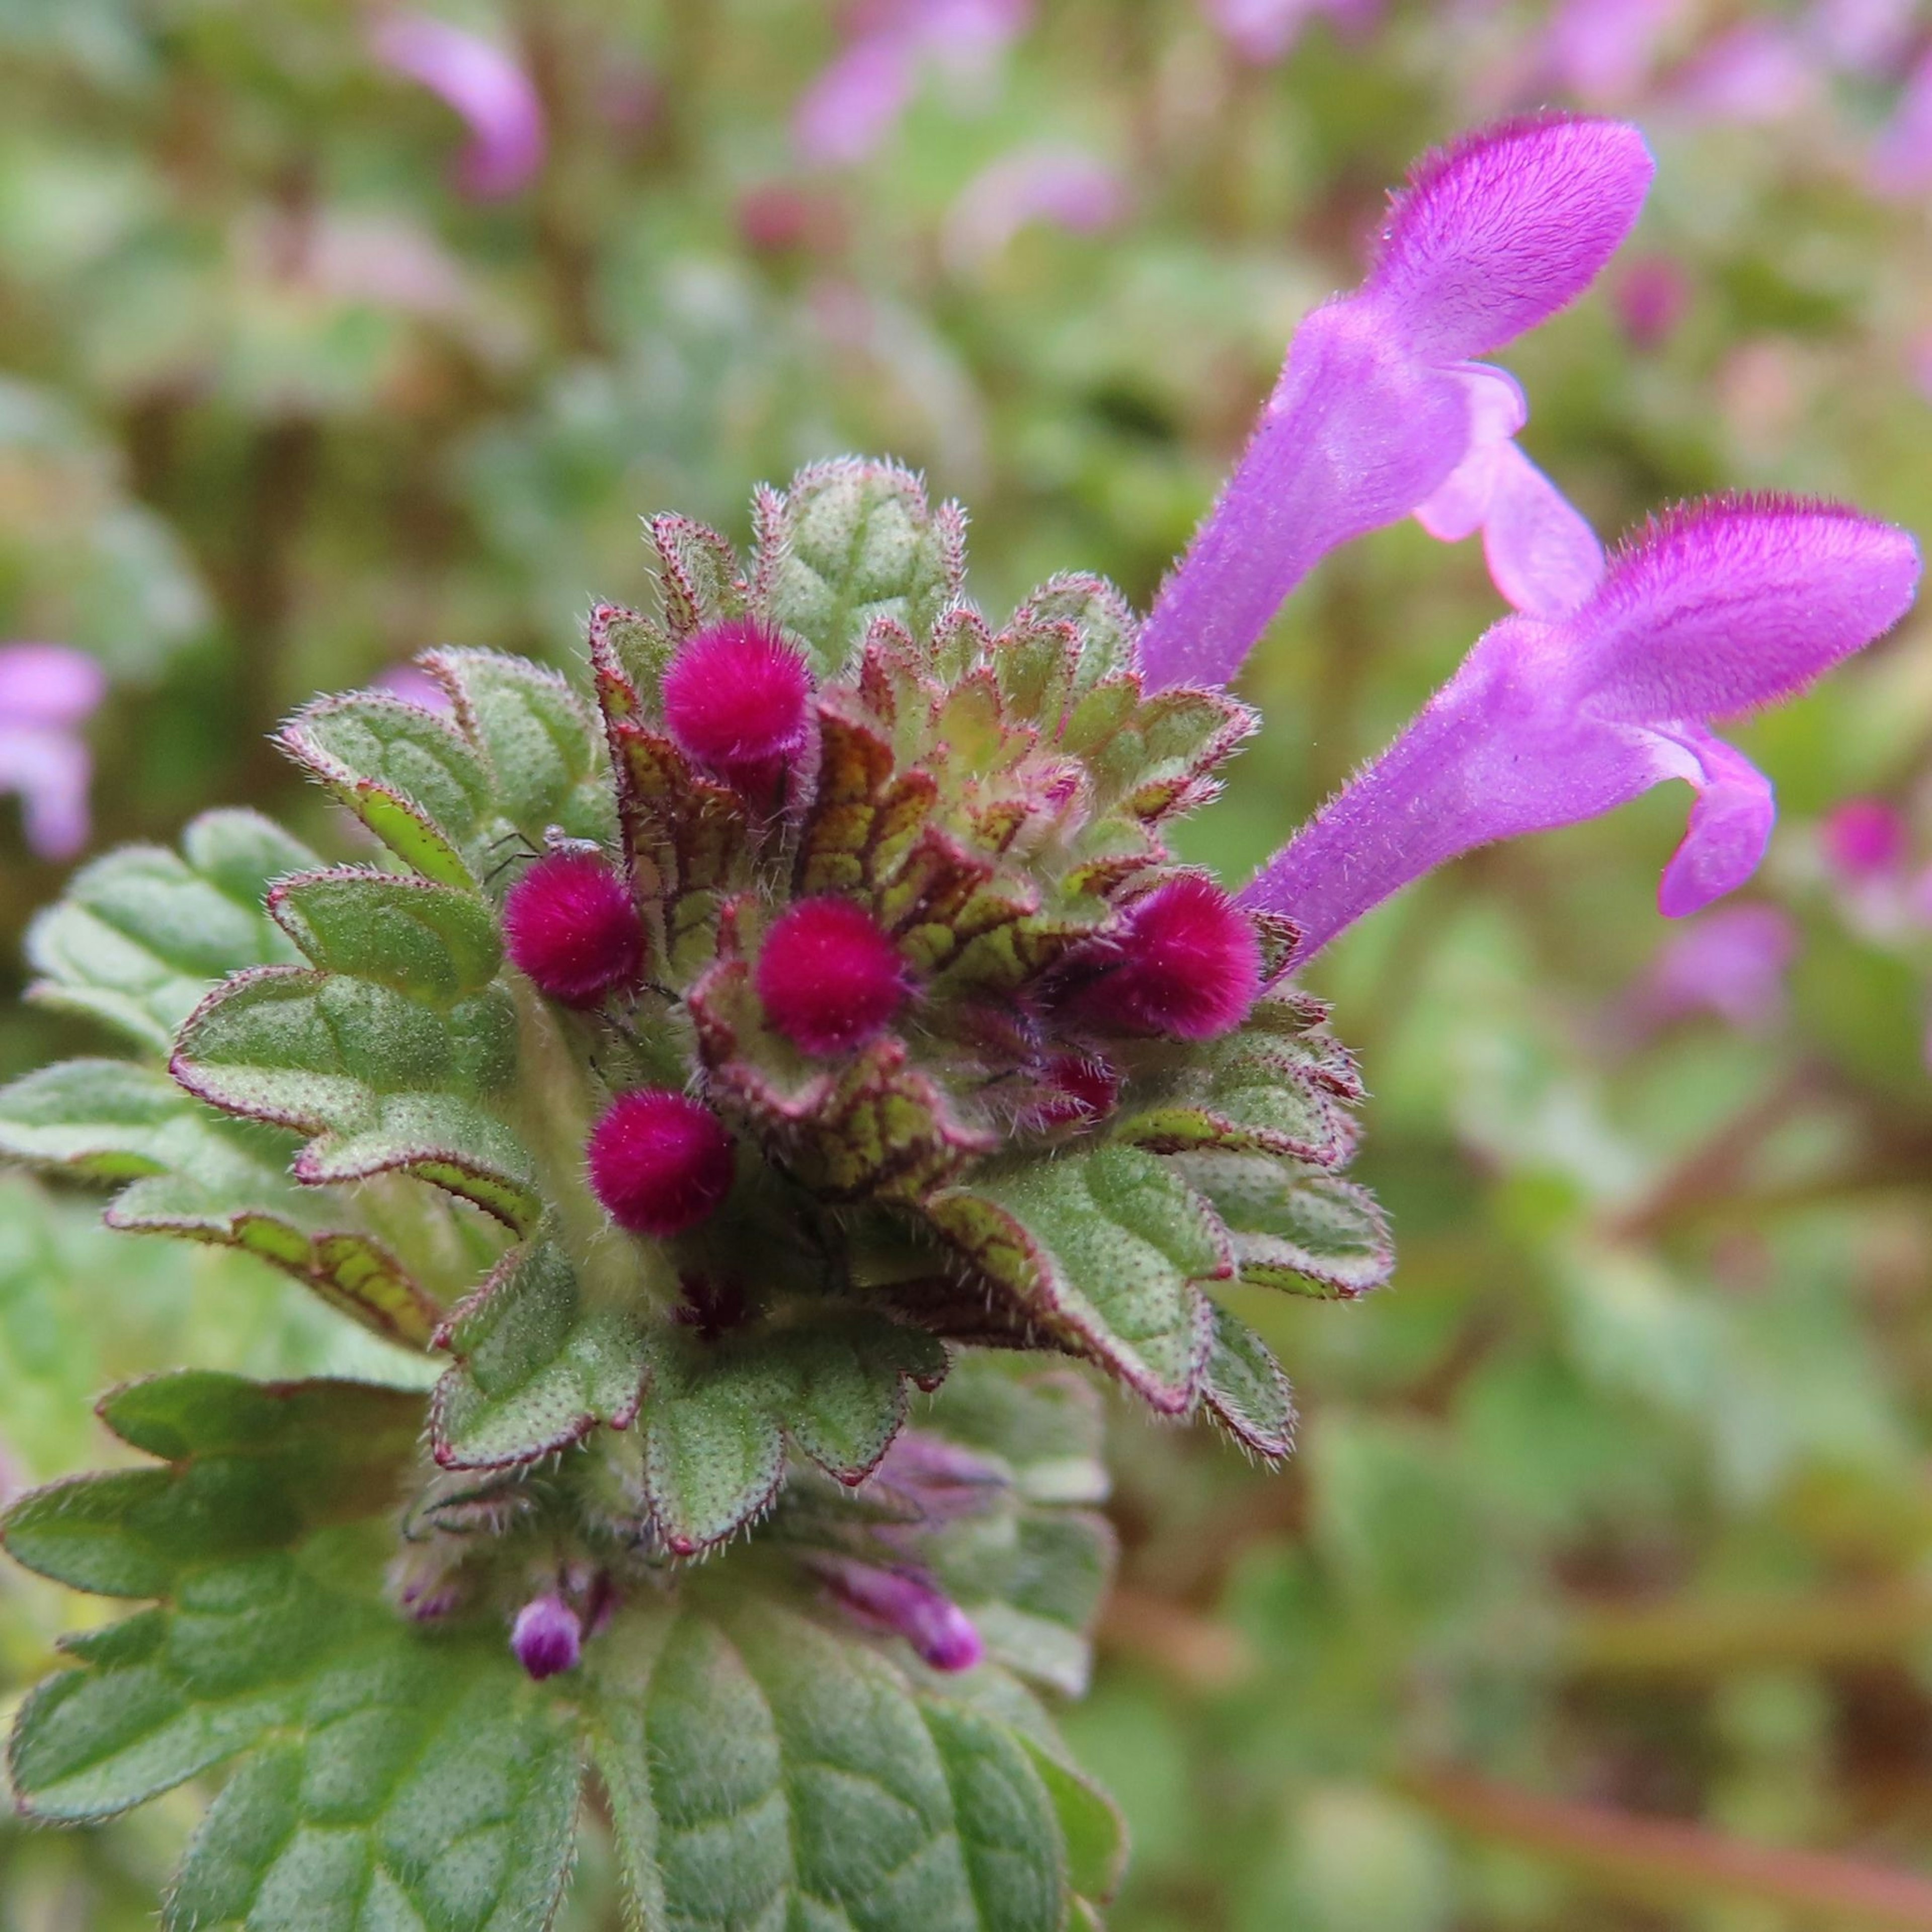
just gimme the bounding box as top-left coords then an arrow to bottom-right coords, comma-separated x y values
809,1556 -> 984,1673
502,850 -> 647,1007
587,1089 -> 736,1238
755,897 -> 908,1055
1077,878 -> 1261,1041
871,1431 -> 1008,1523
662,617 -> 813,793
511,1593 -> 582,1680
1820,797 -> 1908,882
1033,1054 -> 1121,1128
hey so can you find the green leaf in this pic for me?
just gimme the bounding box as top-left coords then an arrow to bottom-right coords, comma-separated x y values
636,1312 -> 948,1555
756,459 -> 964,674
1172,1149 -> 1394,1298
268,867 -> 504,1003
173,967 -> 538,1230
1199,1301 -> 1297,1460
646,513 -> 746,639
423,647 -> 617,852
3,1373 -> 580,1930
0,1059 -> 439,1345
926,1145 -> 1227,1413
280,692 -> 493,890
430,1238 -> 648,1469
589,1588 -> 1080,1932
25,811 -> 318,1053
1008,573 -> 1139,700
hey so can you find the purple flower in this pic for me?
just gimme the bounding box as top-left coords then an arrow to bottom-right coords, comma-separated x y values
1870,46 -> 1932,197
371,12 -> 546,201
1613,255 -> 1692,353
0,644 -> 106,862
1243,498 -> 1919,966
1536,0 -> 1685,103
807,1553 -> 984,1671
1671,23 -> 1816,125
510,1592 -> 582,1679
794,0 -> 1030,166
1820,797 -> 1909,883
1629,903 -> 1798,1033
1135,116 -> 1654,691
943,144 -> 1128,270
1201,0 -> 1382,66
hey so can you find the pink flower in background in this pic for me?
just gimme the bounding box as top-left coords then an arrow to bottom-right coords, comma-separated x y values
1820,796 -> 1909,882
1537,0 -> 1684,103
1202,0 -> 1382,65
1805,0 -> 1918,76
1871,46 -> 1932,197
794,0 -> 1031,166
371,12 -> 546,200
371,663 -> 454,712
942,144 -> 1128,269
1243,500 -> 1919,966
1672,22 -> 1817,124
1136,116 -> 1653,690
1630,903 -> 1799,1033
1613,254 -> 1691,352
0,645 -> 107,862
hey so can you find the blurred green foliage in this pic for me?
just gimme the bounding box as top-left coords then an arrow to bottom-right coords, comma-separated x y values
7,2 -> 1932,1927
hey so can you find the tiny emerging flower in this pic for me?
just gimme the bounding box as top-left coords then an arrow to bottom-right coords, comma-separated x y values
807,1553 -> 985,1672
1136,115 -> 1654,688
511,1593 -> 582,1680
503,850 -> 647,1007
662,617 -> 813,793
1070,877 -> 1261,1040
1246,498 -> 1920,965
1820,797 -> 1909,883
0,643 -> 107,862
756,897 -> 909,1055
587,1089 -> 737,1238
370,11 -> 546,201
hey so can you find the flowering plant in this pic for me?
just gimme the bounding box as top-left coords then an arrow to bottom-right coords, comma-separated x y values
0,116 -> 1913,1930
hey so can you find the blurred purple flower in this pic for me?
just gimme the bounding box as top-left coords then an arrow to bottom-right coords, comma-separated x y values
943,143 -> 1128,269
0,645 -> 107,862
1630,903 -> 1799,1033
1614,255 -> 1691,353
1672,23 -> 1817,124
794,0 -> 1031,166
1201,0 -> 1382,65
1537,0 -> 1684,103
1805,0 -> 1917,76
1136,116 -> 1653,690
1871,46 -> 1932,197
1820,796 -> 1909,882
1243,499 -> 1920,965
371,12 -> 546,200
371,662 -> 455,713
806,1552 -> 984,1671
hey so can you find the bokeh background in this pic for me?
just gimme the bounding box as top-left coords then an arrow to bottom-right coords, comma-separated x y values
7,2 -> 1932,1926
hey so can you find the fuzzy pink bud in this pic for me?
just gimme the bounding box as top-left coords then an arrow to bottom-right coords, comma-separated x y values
1076,878 -> 1261,1040
587,1089 -> 736,1238
662,617 -> 813,792
756,896 -> 908,1055
1034,1054 -> 1120,1128
502,850 -> 646,1007
511,1593 -> 581,1679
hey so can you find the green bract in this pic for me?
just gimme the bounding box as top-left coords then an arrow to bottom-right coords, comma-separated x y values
0,460 -> 1393,1928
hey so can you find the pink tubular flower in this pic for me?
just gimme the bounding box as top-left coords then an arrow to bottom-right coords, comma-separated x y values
794,0 -> 1030,167
942,144 -> 1128,271
1244,498 -> 1920,967
370,12 -> 546,200
0,644 -> 107,862
1871,46 -> 1932,197
1536,0 -> 1684,103
1631,903 -> 1798,1034
1135,116 -> 1654,690
807,1553 -> 984,1671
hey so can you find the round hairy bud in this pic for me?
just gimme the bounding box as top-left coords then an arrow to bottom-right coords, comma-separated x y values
662,616 -> 813,791
1034,1054 -> 1121,1129
755,896 -> 908,1055
503,850 -> 646,1007
1078,876 -> 1261,1040
511,1593 -> 582,1680
587,1088 -> 736,1238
